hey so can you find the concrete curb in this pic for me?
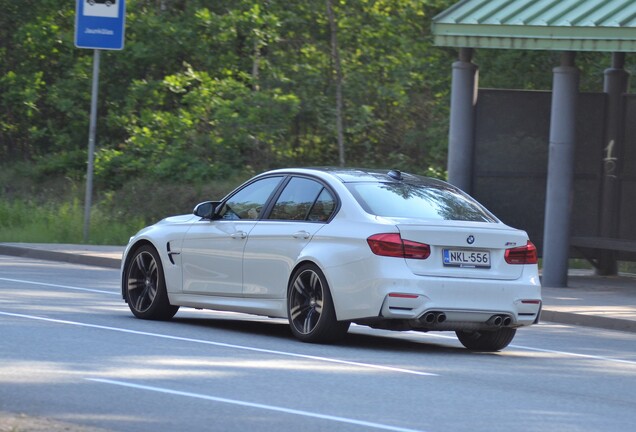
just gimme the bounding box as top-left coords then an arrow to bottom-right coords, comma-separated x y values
1,244 -> 634,333
0,244 -> 121,269
540,310 -> 636,333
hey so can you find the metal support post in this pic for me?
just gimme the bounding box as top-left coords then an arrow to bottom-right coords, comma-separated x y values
542,52 -> 579,287
447,48 -> 478,193
83,49 -> 101,243
598,52 -> 629,275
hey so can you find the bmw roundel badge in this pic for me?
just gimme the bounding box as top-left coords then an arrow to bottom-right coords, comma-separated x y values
467,235 -> 475,245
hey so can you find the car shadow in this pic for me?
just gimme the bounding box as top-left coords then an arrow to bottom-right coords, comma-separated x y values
171,315 -> 469,355
342,331 -> 467,354
173,315 -> 292,339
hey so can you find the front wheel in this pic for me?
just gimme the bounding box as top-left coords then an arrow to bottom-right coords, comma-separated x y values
287,264 -> 349,343
124,245 -> 179,320
456,328 -> 516,352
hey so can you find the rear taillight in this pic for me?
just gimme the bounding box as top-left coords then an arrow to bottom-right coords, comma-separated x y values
367,233 -> 430,259
505,241 -> 538,264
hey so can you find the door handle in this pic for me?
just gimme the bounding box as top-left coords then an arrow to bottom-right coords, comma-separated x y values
293,230 -> 311,239
231,231 -> 247,239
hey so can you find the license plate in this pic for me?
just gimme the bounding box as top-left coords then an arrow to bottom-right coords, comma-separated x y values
443,249 -> 491,268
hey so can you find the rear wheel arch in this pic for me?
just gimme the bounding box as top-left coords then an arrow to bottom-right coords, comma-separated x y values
288,259 -> 342,317
289,260 -> 321,285
287,261 -> 350,343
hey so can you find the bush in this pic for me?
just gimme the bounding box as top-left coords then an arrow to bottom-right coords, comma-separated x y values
97,175 -> 251,225
0,198 -> 145,245
0,161 -> 254,245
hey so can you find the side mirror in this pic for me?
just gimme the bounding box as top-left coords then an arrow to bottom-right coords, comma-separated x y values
193,201 -> 219,219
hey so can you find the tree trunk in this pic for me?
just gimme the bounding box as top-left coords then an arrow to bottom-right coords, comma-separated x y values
252,37 -> 261,92
326,0 -> 345,167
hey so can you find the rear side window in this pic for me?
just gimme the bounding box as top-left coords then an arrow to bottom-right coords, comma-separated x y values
269,177 -> 336,222
307,189 -> 336,222
347,182 -> 497,222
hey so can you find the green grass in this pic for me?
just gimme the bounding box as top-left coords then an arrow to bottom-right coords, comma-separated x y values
0,198 -> 145,245
0,163 -> 248,246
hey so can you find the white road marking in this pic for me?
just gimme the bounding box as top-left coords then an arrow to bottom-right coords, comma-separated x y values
0,311 -> 437,377
0,277 -> 118,295
87,378 -> 428,432
508,343 -> 636,366
415,332 -> 636,366
3,277 -> 634,367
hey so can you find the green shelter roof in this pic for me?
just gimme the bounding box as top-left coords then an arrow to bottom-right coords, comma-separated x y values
432,0 -> 636,52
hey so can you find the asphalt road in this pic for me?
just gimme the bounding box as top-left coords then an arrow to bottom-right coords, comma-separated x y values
1,255 -> 635,432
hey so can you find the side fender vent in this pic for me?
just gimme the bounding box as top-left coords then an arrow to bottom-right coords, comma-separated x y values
167,242 -> 180,265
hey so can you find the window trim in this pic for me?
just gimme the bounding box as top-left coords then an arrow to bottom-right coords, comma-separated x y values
216,175 -> 286,221
261,174 -> 341,223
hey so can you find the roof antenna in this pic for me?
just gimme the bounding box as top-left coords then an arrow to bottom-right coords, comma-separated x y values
387,169 -> 403,180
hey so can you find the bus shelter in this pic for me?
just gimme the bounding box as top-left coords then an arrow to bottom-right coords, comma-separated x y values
432,0 -> 636,287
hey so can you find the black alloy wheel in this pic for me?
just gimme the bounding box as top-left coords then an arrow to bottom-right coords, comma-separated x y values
125,245 -> 179,320
288,264 -> 349,343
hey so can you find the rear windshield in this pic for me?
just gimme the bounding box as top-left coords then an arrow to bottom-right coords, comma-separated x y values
346,182 -> 497,222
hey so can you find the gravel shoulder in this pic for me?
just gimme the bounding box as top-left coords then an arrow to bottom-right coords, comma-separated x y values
0,412 -> 111,432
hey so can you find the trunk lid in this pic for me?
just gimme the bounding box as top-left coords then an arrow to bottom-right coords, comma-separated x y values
394,220 -> 528,280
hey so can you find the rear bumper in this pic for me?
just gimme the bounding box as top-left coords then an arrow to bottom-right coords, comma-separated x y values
327,255 -> 541,327
379,298 -> 542,331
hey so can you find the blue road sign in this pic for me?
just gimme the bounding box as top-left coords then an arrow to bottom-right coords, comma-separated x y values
75,0 -> 126,50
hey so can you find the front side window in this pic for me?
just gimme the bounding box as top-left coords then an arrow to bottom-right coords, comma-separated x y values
219,176 -> 283,220
268,177 -> 336,222
347,182 -> 497,222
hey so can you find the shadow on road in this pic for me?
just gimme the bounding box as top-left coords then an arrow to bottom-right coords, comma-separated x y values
171,315 -> 473,355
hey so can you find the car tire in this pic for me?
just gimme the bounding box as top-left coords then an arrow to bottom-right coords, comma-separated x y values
124,244 -> 179,320
287,264 -> 350,343
455,328 -> 516,352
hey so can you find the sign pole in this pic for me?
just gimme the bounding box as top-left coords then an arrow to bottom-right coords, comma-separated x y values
75,0 -> 125,242
83,49 -> 101,243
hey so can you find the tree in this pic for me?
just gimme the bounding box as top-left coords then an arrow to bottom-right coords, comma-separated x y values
326,0 -> 345,166
1,0 -> 459,189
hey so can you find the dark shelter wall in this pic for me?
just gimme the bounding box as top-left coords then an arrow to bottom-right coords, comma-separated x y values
621,95 -> 636,241
472,89 -> 636,259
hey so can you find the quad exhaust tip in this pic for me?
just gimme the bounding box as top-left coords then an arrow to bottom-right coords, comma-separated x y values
487,314 -> 513,327
421,312 -> 446,324
420,312 -> 511,327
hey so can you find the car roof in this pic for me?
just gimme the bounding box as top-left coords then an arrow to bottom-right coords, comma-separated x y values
264,167 -> 451,188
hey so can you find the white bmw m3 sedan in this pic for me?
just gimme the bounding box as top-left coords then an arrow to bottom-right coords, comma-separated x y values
121,168 -> 541,351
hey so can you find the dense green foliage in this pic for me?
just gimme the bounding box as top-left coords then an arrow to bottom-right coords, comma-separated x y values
0,0 -> 457,185
0,0 -> 623,243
